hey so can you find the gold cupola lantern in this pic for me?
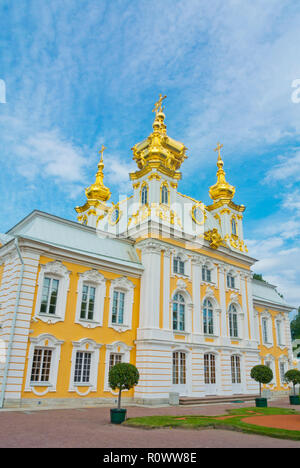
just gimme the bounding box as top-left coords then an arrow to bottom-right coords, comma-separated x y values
85,145 -> 111,202
129,94 -> 188,181
209,143 -> 235,202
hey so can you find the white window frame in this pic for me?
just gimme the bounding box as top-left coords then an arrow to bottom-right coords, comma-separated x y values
69,338 -> 102,395
25,334 -> 64,395
275,318 -> 285,348
104,341 -> 132,393
171,250 -> 190,278
203,298 -> 214,335
225,268 -> 240,291
172,293 -> 186,332
75,270 -> 106,328
34,260 -> 70,324
261,313 -> 273,347
228,304 -> 239,338
264,355 -> 276,386
108,277 -> 135,332
278,358 -> 289,387
201,259 -> 216,284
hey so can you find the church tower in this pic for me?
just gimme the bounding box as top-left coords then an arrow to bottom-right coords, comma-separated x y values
207,143 -> 248,253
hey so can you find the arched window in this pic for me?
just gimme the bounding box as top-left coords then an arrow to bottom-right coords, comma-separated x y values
203,299 -> 214,335
141,185 -> 148,205
161,185 -> 168,205
173,293 -> 185,331
229,304 -> 238,337
173,256 -> 185,275
231,218 -> 237,236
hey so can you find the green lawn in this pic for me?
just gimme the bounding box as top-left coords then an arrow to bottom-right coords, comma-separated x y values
124,407 -> 300,441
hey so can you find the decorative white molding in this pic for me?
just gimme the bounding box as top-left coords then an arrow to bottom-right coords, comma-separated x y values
75,269 -> 106,328
34,260 -> 70,324
108,276 -> 135,332
25,333 -> 64,394
69,338 -> 102,395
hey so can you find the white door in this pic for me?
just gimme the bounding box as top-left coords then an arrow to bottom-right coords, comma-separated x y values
172,352 -> 187,396
231,355 -> 242,394
204,353 -> 217,395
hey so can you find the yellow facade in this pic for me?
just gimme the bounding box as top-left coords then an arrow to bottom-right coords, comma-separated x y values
20,256 -> 140,401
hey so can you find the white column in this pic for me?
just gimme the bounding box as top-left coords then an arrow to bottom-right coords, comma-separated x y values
219,265 -> 229,344
163,249 -> 171,329
139,241 -> 162,329
191,257 -> 202,334
245,274 -> 255,341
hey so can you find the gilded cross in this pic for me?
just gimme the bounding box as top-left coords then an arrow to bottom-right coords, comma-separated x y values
99,145 -> 106,162
153,94 -> 167,115
214,142 -> 223,159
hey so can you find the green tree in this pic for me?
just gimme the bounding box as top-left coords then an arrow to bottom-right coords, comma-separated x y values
284,369 -> 300,396
250,365 -> 273,397
109,363 -> 139,410
291,307 -> 300,340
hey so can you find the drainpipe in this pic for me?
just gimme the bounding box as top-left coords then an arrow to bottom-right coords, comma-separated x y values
0,237 -> 24,408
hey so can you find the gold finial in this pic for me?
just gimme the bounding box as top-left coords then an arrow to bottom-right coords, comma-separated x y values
153,94 -> 167,116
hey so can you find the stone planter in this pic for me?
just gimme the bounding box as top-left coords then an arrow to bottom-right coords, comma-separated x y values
255,397 -> 268,408
110,408 -> 127,424
289,395 -> 300,405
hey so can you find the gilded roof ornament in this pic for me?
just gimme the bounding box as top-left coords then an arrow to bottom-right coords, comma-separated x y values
130,95 -> 187,181
209,143 -> 235,202
85,145 -> 111,202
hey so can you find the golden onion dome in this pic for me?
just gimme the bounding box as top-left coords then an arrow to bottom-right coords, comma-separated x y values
85,145 -> 111,202
209,143 -> 235,201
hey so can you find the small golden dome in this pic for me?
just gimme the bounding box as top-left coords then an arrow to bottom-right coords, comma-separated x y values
209,143 -> 235,201
85,145 -> 111,202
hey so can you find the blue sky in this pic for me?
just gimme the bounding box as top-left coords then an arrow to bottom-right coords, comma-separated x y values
0,0 -> 300,310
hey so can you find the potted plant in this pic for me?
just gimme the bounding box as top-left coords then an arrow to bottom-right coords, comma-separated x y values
108,362 -> 139,424
284,369 -> 300,405
250,365 -> 273,407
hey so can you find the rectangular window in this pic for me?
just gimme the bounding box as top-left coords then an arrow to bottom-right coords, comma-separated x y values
202,267 -> 211,282
80,284 -> 96,321
279,362 -> 286,384
229,313 -> 238,338
112,291 -> 125,324
74,351 -> 92,383
30,348 -> 52,383
40,277 -> 59,315
276,321 -> 282,345
262,318 -> 268,343
109,353 -> 122,371
174,257 -> 185,275
231,355 -> 241,384
227,275 -> 235,289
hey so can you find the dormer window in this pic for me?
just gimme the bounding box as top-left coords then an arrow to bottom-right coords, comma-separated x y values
141,185 -> 148,205
173,256 -> 185,275
202,266 -> 211,282
161,184 -> 169,205
227,273 -> 235,289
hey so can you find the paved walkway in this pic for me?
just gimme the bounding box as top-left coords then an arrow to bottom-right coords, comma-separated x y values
0,398 -> 299,448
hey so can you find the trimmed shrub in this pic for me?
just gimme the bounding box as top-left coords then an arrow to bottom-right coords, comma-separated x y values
250,365 -> 273,396
109,363 -> 139,409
